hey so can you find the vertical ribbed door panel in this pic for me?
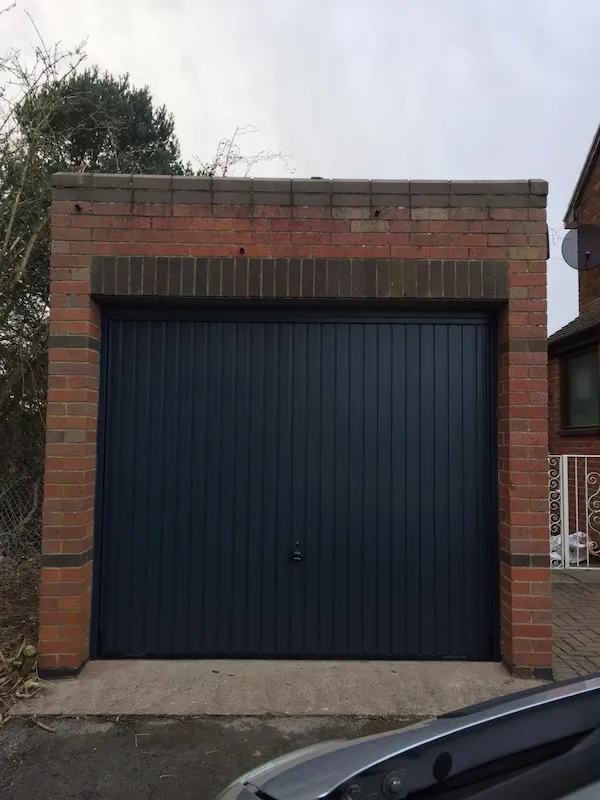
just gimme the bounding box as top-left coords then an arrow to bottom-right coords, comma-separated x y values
96,311 -> 494,659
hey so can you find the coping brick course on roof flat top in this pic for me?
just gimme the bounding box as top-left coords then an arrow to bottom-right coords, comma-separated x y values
51,173 -> 548,208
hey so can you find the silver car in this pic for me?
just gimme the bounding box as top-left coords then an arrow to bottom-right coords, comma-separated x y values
218,675 -> 600,799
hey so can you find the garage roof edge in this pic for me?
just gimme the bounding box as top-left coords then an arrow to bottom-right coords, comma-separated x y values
50,174 -> 548,208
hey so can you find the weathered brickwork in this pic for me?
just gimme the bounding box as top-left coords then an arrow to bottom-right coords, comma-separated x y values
41,175 -> 550,677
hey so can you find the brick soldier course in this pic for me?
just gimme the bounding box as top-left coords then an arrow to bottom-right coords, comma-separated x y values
42,174 -> 551,677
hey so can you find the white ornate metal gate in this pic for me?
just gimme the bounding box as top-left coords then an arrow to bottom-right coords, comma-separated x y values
549,455 -> 600,568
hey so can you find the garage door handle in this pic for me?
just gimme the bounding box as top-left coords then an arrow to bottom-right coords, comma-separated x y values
292,542 -> 304,562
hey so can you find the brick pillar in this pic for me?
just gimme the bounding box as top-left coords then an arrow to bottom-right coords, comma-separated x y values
498,242 -> 552,679
38,213 -> 99,674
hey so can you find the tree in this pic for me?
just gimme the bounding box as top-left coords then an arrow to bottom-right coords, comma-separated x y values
0,22 -> 80,484
0,26 -> 189,484
0,9 -> 292,489
16,66 -> 187,176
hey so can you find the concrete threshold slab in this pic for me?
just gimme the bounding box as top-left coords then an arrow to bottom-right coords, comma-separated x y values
16,660 -> 544,718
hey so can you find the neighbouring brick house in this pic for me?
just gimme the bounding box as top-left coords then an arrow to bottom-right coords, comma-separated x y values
41,175 -> 551,678
550,123 -> 600,454
549,124 -> 600,561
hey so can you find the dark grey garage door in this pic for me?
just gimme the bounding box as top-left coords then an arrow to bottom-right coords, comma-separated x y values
94,309 -> 496,660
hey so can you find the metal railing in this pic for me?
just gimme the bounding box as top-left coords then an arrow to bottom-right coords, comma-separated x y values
550,455 -> 600,568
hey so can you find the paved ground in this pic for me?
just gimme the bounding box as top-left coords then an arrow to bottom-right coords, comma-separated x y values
552,569 -> 600,680
16,659 -> 541,718
0,715 -> 411,800
8,581 -> 597,800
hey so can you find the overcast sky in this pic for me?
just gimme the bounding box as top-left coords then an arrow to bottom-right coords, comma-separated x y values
3,0 -> 599,333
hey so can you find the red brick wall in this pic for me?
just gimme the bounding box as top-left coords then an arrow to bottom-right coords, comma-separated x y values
549,356 -> 560,453
578,157 -> 600,313
550,150 -> 600,493
40,294 -> 99,672
496,238 -> 550,678
549,355 -> 600,455
40,177 -> 551,678
548,353 -> 600,559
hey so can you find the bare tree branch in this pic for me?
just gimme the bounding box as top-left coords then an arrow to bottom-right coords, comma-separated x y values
193,124 -> 294,178
0,6 -> 86,486
0,3 -> 17,19
0,5 -> 294,497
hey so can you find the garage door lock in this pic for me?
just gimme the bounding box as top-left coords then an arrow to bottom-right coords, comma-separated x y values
292,542 -> 304,562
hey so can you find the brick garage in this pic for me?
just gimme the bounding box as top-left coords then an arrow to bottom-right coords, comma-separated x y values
41,175 -> 551,678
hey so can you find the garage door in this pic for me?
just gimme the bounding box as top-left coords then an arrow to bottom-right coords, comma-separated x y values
94,309 -> 496,660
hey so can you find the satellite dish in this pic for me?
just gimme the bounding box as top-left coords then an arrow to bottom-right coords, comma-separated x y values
562,225 -> 600,271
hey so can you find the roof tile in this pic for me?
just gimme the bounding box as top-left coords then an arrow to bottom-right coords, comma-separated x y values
548,304 -> 600,347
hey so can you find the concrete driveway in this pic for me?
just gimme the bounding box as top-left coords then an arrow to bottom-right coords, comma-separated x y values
3,661 -> 547,799
0,716 -> 409,800
18,660 -> 542,718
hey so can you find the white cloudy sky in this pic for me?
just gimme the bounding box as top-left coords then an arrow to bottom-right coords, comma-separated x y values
3,0 -> 599,333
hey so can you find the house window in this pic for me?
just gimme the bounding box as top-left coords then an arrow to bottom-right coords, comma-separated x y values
563,349 -> 600,429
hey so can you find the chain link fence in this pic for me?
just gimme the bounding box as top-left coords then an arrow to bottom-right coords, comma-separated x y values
0,479 -> 42,565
